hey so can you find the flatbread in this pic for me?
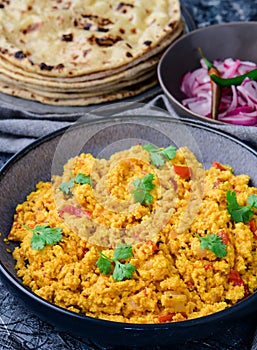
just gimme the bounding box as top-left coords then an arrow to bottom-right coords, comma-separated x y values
0,75 -> 158,106
0,0 -> 181,77
0,0 -> 183,106
0,68 -> 155,95
0,21 -> 183,83
0,52 -> 161,90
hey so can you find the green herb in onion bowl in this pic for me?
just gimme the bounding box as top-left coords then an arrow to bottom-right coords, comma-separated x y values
181,58 -> 257,126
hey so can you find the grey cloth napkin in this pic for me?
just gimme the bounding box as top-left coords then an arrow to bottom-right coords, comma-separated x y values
0,119 -> 71,153
1,94 -> 257,154
0,93 -> 257,349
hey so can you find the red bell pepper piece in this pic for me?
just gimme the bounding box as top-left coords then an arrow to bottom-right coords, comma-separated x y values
212,162 -> 226,171
173,165 -> 192,179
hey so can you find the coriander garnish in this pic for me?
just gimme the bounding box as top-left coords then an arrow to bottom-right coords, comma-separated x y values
59,178 -> 75,195
131,173 -> 155,205
226,190 -> 257,223
59,173 -> 92,194
199,233 -> 227,258
143,144 -> 176,167
23,225 -> 63,250
96,244 -> 136,281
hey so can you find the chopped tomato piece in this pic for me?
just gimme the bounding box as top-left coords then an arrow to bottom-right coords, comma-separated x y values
229,270 -> 244,286
146,240 -> 159,253
204,263 -> 212,271
244,284 -> 250,298
212,162 -> 226,171
186,280 -> 194,289
158,313 -> 175,323
229,269 -> 249,297
173,165 -> 192,179
217,229 -> 230,245
249,219 -> 257,240
249,218 -> 257,233
59,205 -> 91,218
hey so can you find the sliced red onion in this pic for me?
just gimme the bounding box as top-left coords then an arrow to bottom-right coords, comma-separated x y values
181,58 -> 257,126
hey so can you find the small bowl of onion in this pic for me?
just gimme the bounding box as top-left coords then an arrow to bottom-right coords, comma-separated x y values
158,21 -> 257,126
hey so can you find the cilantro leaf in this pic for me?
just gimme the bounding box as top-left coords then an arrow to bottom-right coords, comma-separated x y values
96,244 -> 136,281
199,234 -> 227,258
30,232 -> 45,250
132,173 -> 155,205
141,173 -> 156,191
59,178 -> 75,195
150,152 -> 165,167
143,144 -> 176,167
96,253 -> 112,275
113,244 -> 133,260
159,145 -> 177,160
59,173 -> 92,194
226,190 -> 254,223
26,225 -> 63,250
144,192 -> 154,205
113,261 -> 136,281
247,194 -> 257,208
143,144 -> 159,153
75,173 -> 92,186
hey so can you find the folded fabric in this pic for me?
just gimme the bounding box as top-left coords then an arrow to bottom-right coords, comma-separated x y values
1,94 -> 257,155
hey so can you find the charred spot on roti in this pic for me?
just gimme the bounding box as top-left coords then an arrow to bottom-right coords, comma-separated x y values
22,23 -> 41,35
81,14 -> 110,23
0,47 -> 8,54
78,14 -> 114,32
116,2 -> 134,13
83,23 -> 92,30
168,20 -> 178,29
83,49 -> 91,57
97,27 -> 110,33
39,62 -> 54,71
61,33 -> 73,42
144,41 -> 152,47
88,34 -> 122,47
55,63 -> 65,70
14,51 -> 27,59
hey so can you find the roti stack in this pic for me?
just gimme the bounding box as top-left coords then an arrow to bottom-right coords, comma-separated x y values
0,0 -> 184,106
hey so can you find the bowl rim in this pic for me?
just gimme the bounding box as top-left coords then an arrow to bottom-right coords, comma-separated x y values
157,21 -> 257,124
1,115 -> 257,329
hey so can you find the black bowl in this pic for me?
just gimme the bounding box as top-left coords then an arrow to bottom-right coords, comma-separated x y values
1,115 -> 257,348
158,21 -> 257,124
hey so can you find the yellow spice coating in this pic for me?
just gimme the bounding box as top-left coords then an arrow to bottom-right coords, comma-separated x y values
8,145 -> 257,324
